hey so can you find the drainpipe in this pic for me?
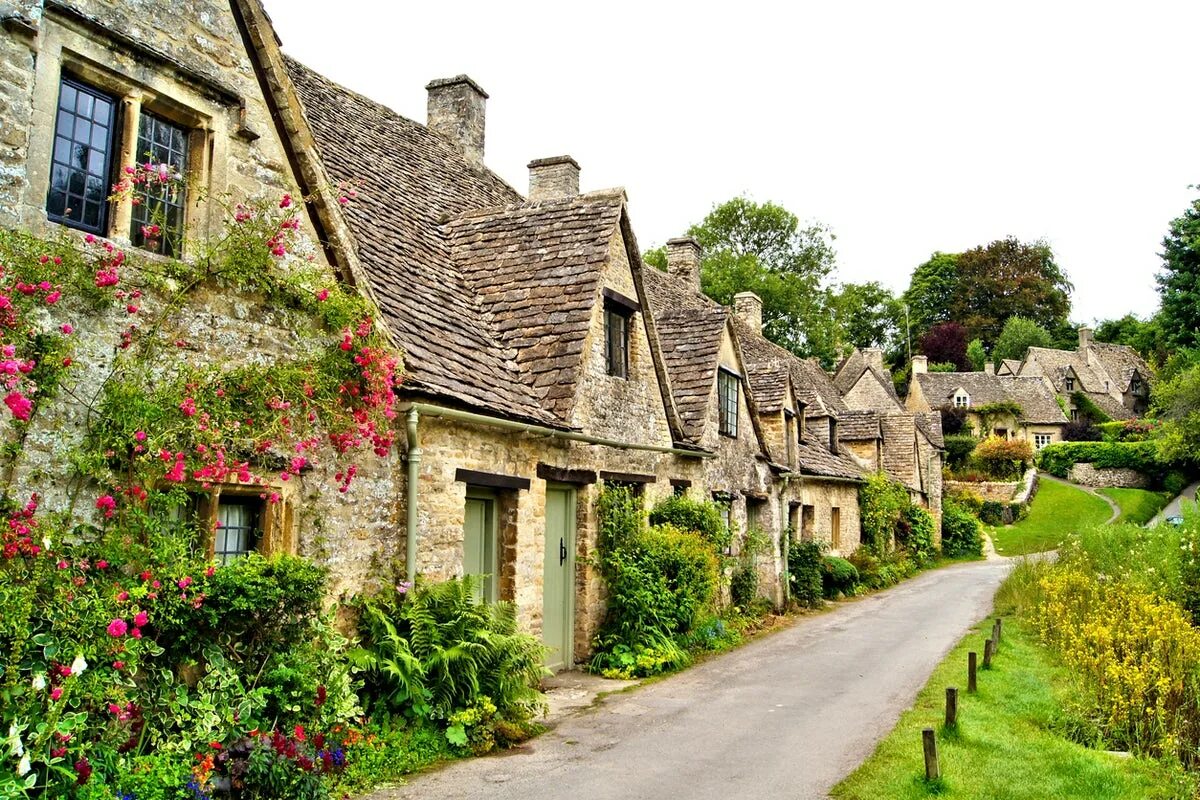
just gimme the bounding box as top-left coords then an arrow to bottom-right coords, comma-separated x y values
405,408 -> 421,583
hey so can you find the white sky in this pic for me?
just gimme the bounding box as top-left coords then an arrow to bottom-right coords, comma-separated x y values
267,0 -> 1200,324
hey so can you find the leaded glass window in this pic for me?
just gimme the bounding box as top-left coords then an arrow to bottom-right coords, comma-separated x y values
718,368 -> 739,437
47,78 -> 115,234
214,498 -> 260,565
605,306 -> 630,378
130,112 -> 189,257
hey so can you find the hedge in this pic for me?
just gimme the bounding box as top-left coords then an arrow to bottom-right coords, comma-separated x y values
1034,440 -> 1163,479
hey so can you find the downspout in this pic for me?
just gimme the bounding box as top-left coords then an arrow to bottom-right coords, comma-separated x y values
405,408 -> 421,583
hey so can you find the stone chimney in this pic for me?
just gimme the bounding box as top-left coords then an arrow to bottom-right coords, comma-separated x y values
912,355 -> 928,375
527,156 -> 580,201
666,237 -> 702,293
733,292 -> 763,331
984,362 -> 994,375
863,347 -> 885,372
426,75 -> 487,167
1078,326 -> 1094,351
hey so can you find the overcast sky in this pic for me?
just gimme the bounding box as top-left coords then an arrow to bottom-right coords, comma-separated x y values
268,1 -> 1200,324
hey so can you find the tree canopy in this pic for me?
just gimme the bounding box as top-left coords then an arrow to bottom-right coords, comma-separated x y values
1157,192 -> 1200,350
993,316 -> 1052,363
901,252 -> 958,340
919,322 -> 970,371
831,281 -> 904,354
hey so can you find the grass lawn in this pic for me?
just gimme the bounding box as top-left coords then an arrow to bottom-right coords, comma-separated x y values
831,616 -> 1193,800
989,479 -> 1112,556
1097,487 -> 1172,525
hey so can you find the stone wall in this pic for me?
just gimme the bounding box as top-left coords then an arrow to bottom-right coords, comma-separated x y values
790,478 -> 861,556
843,371 -> 901,412
944,479 -> 1020,503
1068,463 -> 1150,489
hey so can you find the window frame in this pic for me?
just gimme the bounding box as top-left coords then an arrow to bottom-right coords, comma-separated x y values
129,110 -> 190,257
1034,433 -> 1052,451
1065,376 -> 1075,392
953,391 -> 970,409
718,368 -> 740,438
213,494 -> 263,566
47,76 -> 118,235
604,302 -> 632,379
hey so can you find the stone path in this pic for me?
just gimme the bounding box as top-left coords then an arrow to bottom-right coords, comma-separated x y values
361,558 -> 1013,800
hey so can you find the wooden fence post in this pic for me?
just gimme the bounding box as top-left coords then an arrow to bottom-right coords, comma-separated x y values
968,651 -> 978,693
922,727 -> 940,781
983,638 -> 994,669
945,687 -> 958,728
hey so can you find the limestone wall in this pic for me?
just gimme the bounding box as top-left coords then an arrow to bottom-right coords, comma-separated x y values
1068,463 -> 1150,489
944,479 -> 1020,503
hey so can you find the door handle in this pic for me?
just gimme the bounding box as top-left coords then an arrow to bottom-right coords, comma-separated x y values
559,538 -> 567,566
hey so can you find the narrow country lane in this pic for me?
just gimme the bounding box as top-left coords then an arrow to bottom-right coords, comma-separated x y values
364,558 -> 1013,800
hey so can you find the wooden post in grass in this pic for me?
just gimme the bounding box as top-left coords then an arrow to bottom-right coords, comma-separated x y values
922,727 -> 940,780
983,638 -> 994,669
945,687 -> 958,728
992,620 -> 1001,654
968,651 -> 978,692
996,617 -> 1003,643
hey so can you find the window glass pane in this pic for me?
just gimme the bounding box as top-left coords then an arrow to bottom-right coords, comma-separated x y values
59,83 -> 76,110
75,91 -> 93,117
47,78 -> 114,234
131,111 -> 189,257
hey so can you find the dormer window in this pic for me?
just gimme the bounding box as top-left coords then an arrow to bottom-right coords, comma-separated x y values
602,289 -> 639,380
953,390 -> 970,409
1065,376 -> 1075,391
718,368 -> 739,437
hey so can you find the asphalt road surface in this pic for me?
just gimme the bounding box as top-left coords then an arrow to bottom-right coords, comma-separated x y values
365,558 -> 1012,800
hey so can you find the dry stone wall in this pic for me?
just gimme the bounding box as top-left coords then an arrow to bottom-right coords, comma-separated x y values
1068,463 -> 1150,489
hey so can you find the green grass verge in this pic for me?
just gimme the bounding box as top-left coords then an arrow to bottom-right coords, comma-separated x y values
831,615 -> 1193,800
1097,488 -> 1172,525
990,479 -> 1112,556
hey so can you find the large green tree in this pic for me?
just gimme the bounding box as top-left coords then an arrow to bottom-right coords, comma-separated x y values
901,252 -> 958,340
646,197 -> 840,365
1095,313 -> 1169,364
831,281 -> 904,353
993,316 -> 1052,362
1157,192 -> 1200,349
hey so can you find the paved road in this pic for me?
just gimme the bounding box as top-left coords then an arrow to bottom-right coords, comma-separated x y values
365,559 -> 1013,800
1151,480 -> 1200,526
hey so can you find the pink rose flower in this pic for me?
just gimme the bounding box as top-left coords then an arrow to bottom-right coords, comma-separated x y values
106,618 -> 127,637
133,611 -> 148,627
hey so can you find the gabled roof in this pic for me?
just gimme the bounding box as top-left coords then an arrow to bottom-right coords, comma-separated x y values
914,411 -> 944,449
1024,346 -> 1111,395
833,349 -> 901,407
795,430 -> 867,482
733,319 -> 848,418
913,372 -> 1068,424
880,413 -> 920,491
997,359 -> 1022,376
1089,343 -> 1151,393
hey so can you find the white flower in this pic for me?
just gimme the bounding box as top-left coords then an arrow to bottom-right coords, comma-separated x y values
30,674 -> 45,691
42,535 -> 51,551
69,654 -> 87,676
8,723 -> 22,757
16,753 -> 30,776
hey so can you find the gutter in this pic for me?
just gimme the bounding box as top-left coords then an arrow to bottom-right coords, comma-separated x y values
401,402 -> 714,581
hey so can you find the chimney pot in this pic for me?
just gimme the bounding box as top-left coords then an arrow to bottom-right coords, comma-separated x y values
666,237 -> 702,292
1078,326 -> 1094,351
733,291 -> 763,331
527,155 -> 580,201
426,75 -> 488,167
912,355 -> 928,375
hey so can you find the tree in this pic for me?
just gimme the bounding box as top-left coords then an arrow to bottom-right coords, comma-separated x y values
1095,313 -> 1169,364
646,197 -> 840,366
831,281 -> 903,353
901,252 -> 958,341
952,238 -> 1072,347
966,338 -> 988,371
993,316 -> 1052,362
1153,361 -> 1200,464
1157,192 -> 1200,349
919,322 -> 969,371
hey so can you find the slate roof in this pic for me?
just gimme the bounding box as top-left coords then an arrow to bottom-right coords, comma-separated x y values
833,349 -> 902,408
795,430 -> 867,481
641,267 -> 731,441
838,409 -> 882,440
732,319 -> 847,418
913,372 -> 1068,424
1090,343 -> 1150,393
1023,346 -> 1111,395
879,413 -> 920,490
997,359 -> 1022,376
914,411 -> 945,449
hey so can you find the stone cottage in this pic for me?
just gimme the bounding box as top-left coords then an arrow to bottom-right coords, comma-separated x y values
1015,327 -> 1153,420
906,356 -> 1068,450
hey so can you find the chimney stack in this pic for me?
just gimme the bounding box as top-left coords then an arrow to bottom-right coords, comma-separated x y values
527,156 -> 580,201
1078,326 -> 1094,351
984,362 -> 994,375
912,355 -> 928,375
666,237 -> 702,293
733,292 -> 763,331
863,347 -> 885,372
426,75 -> 487,168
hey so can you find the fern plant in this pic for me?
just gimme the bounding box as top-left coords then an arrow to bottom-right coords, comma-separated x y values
352,576 -> 548,723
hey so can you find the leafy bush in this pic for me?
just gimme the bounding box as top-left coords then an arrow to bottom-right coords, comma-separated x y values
971,436 -> 1033,479
858,472 -> 911,554
941,498 -> 983,558
730,526 -> 769,610
1071,391 -> 1113,424
943,433 -> 979,470
353,576 -> 547,726
1165,470 -> 1190,496
1035,440 -> 1163,479
787,540 -> 824,608
847,548 -> 915,590
898,505 -> 937,567
1061,420 -> 1101,441
820,556 -> 859,598
648,494 -> 730,554
979,500 -> 1005,526
939,405 -> 970,436
948,488 -> 984,515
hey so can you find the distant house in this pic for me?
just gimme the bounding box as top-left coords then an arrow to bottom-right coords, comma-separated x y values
1016,328 -> 1153,420
833,348 -> 904,412
905,356 -> 1068,450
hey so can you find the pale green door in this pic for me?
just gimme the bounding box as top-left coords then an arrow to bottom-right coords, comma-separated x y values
543,486 -> 577,671
464,492 -> 497,603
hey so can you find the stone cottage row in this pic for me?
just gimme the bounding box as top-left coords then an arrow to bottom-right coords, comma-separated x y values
0,0 -> 942,671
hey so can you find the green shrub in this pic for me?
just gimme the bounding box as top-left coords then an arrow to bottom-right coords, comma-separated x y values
1035,440 -> 1163,479
941,498 -> 984,558
787,540 -> 824,607
820,556 -> 859,598
859,472 -> 911,554
898,505 -> 937,567
979,500 -> 1005,526
649,494 -> 730,553
943,433 -> 980,470
1071,391 -> 1113,424
847,548 -> 915,590
730,562 -> 757,610
948,488 -> 984,515
1164,470 -> 1190,496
